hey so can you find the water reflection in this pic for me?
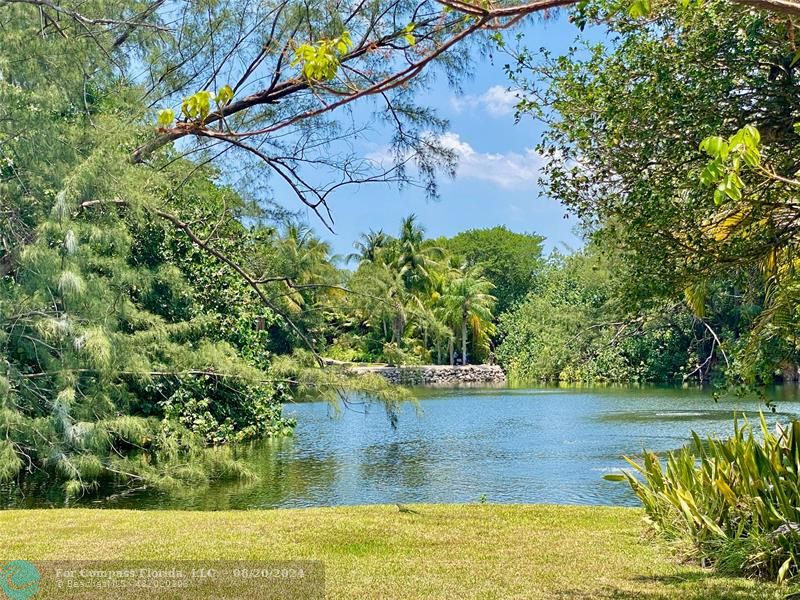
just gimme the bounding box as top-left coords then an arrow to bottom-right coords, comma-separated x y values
360,440 -> 433,490
2,385 -> 799,509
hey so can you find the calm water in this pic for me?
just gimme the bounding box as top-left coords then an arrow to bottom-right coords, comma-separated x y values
4,385 -> 800,509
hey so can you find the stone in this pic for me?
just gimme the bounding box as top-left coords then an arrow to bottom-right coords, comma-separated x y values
348,364 -> 506,386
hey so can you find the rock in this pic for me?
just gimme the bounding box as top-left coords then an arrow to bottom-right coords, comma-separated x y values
348,364 -> 506,386
771,522 -> 800,539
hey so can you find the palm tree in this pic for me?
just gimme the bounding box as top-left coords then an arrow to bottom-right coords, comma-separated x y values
346,229 -> 391,265
280,225 -> 332,277
440,264 -> 497,365
276,224 -> 336,312
358,261 -> 413,345
415,305 -> 453,364
394,214 -> 443,293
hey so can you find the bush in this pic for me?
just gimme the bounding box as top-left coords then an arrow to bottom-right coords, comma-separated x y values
325,335 -> 367,363
610,415 -> 800,583
381,342 -> 421,366
159,377 -> 295,445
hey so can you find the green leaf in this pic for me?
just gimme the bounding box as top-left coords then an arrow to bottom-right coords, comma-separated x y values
700,161 -> 721,186
602,473 -> 627,482
700,136 -> 725,157
724,174 -> 742,201
156,108 -> 174,128
489,32 -> 505,48
181,90 -> 213,122
714,478 -> 737,505
742,124 -> 761,145
629,0 -> 651,18
778,557 -> 792,584
743,147 -> 760,167
215,85 -> 234,108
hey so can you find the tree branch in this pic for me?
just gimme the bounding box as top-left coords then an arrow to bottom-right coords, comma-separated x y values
1,0 -> 170,31
131,0 -> 579,163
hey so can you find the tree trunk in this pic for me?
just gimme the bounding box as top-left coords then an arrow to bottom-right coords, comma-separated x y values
392,309 -> 404,344
449,337 -> 454,366
461,318 -> 468,365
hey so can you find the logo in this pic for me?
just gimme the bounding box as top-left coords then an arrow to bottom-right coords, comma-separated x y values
0,561 -> 40,600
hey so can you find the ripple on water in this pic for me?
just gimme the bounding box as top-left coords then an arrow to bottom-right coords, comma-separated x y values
2,386 -> 799,509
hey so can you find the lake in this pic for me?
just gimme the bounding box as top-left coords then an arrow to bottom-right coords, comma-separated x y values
3,385 -> 800,509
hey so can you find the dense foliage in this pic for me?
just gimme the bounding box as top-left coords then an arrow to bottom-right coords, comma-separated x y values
497,250 -> 702,383
439,226 -> 544,314
1,0 -> 583,499
0,24 -> 299,493
329,217 -> 533,366
4,0 -> 541,497
611,416 -> 800,583
494,0 -> 800,386
500,0 -> 800,584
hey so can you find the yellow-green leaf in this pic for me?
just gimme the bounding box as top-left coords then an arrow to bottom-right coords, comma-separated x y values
156,108 -> 174,127
215,85 -> 234,107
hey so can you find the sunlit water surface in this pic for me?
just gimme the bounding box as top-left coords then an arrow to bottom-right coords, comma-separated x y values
4,385 -> 800,509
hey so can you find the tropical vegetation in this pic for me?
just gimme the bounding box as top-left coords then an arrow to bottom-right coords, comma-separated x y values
499,0 -> 800,585
501,0 -> 800,388
0,0 -> 560,498
610,416 -> 800,583
7,0 -> 800,589
332,218 -> 544,366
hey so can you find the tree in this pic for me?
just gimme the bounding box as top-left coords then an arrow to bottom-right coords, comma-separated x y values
496,248 -> 711,383
442,226 -> 544,313
128,0 -> 581,228
50,0 -> 573,373
395,215 -> 444,293
346,230 -> 391,265
336,216 -> 509,366
0,104 -> 293,493
508,0 -> 800,382
0,0 -> 417,494
440,264 -> 497,364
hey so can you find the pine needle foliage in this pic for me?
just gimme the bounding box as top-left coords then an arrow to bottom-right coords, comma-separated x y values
0,0 -> 421,501
0,0 -> 297,497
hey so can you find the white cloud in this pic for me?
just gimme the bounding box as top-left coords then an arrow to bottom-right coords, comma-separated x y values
450,85 -> 519,117
366,132 -> 545,190
435,132 -> 543,189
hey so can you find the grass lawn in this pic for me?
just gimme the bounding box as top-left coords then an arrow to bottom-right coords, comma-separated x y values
0,504 -> 787,599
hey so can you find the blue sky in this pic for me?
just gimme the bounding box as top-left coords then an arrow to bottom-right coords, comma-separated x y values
281,13 -> 605,258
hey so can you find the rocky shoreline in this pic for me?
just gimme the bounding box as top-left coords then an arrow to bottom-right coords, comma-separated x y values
348,364 -> 506,386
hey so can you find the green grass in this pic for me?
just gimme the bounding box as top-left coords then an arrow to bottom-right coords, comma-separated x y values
0,504 -> 788,599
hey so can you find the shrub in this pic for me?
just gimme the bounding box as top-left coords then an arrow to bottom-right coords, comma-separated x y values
609,415 -> 800,583
382,342 -> 420,366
